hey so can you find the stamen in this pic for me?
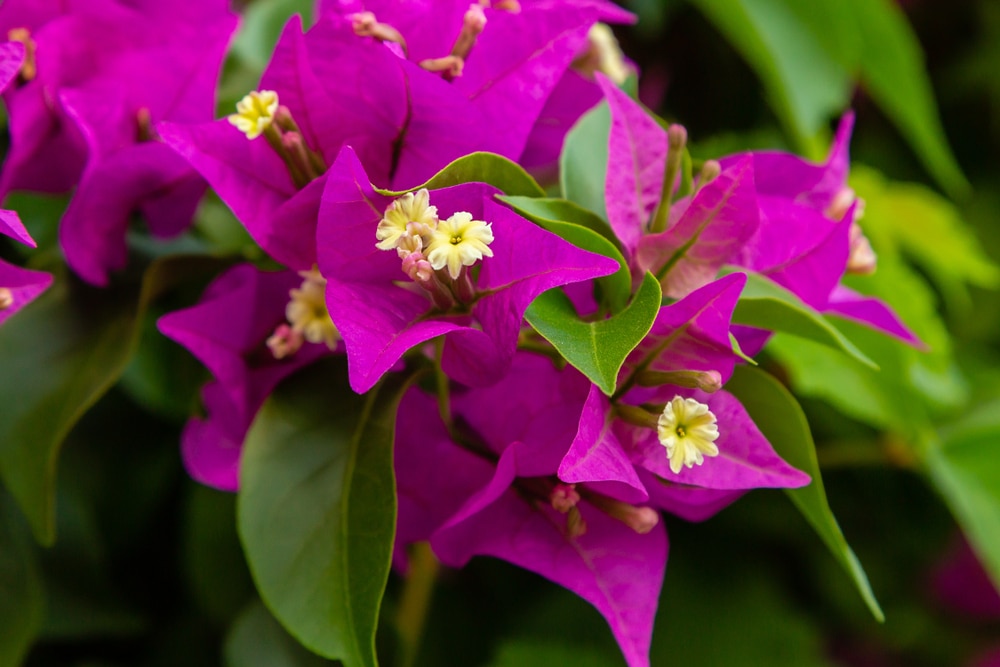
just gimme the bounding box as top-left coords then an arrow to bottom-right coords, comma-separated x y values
7,28 -> 36,82
657,396 -> 719,474
0,288 -> 13,310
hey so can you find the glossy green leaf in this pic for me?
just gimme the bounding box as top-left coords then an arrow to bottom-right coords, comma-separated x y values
0,492 -> 44,667
225,602 -> 334,667
498,196 -> 630,312
378,152 -> 545,198
498,196 -> 620,249
560,101 -> 611,220
238,360 -> 408,667
0,256 -> 226,544
525,272 -> 661,395
727,365 -> 884,621
728,270 -> 877,368
686,0 -> 852,156
926,402 -> 1000,592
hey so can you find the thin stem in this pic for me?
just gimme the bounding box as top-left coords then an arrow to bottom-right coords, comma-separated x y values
433,337 -> 452,430
396,542 -> 439,667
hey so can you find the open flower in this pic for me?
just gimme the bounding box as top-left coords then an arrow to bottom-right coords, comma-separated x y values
394,354 -> 665,667
559,274 -> 810,521
158,265 -> 335,490
317,146 -> 619,392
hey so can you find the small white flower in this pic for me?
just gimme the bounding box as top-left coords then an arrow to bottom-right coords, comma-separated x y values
228,90 -> 279,140
286,268 -> 339,350
425,211 -> 494,279
376,189 -> 438,251
657,396 -> 720,474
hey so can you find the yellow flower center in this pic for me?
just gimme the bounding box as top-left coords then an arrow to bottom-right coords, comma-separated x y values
228,90 -> 279,140
657,396 -> 720,474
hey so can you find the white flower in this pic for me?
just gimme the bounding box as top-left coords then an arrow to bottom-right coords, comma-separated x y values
425,211 -> 494,279
657,396 -> 720,474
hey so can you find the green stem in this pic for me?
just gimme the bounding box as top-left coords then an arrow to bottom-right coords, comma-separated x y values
433,337 -> 452,430
396,542 -> 439,667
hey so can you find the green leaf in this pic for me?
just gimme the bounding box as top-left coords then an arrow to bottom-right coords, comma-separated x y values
926,402 -> 1000,592
225,602 -> 334,667
560,101 -> 611,219
238,360 -> 409,667
727,365 -> 884,621
0,256 -> 226,544
498,196 -> 630,312
686,0 -> 852,156
0,492 -> 44,666
844,0 -> 969,198
498,196 -> 620,249
727,270 -> 877,369
525,273 -> 662,395
378,152 -> 545,198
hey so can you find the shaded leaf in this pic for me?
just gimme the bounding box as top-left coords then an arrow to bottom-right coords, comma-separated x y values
0,491 -> 44,667
526,273 -> 661,395
845,0 -> 969,197
0,255 -> 223,544
560,101 -> 611,220
225,602 -> 334,667
686,0 -> 851,156
729,270 -> 877,368
926,402 -> 1000,592
727,365 -> 884,621
498,196 -> 619,248
238,360 -> 409,666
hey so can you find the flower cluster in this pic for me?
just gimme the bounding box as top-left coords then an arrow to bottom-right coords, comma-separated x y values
0,2 -> 927,667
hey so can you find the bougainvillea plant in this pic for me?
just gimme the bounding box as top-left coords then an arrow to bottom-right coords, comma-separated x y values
2,0 -> 1000,666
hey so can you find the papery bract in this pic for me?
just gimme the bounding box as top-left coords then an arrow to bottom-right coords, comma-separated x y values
560,274 -> 809,518
317,146 -> 618,393
158,264 -> 332,491
0,0 -> 237,285
394,354 -> 666,667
